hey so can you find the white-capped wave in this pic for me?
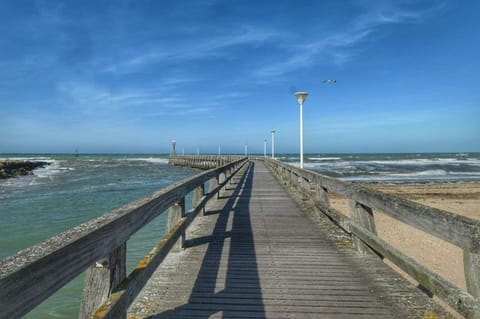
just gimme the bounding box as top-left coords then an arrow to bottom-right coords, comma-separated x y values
32,159 -> 69,178
308,157 -> 342,161
120,157 -> 169,164
355,158 -> 480,166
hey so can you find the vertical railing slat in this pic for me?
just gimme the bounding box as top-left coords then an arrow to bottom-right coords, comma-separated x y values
79,243 -> 127,319
167,198 -> 186,251
348,200 -> 379,256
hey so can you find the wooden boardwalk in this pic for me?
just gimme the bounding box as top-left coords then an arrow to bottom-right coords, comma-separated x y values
2,156 -> 473,318
129,161 -> 406,318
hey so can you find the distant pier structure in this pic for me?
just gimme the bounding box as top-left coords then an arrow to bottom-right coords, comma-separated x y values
1,155 -> 480,319
169,154 -> 243,170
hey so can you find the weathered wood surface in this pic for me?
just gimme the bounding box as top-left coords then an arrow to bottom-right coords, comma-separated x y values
349,223 -> 480,318
0,158 -> 246,319
349,199 -> 378,255
264,158 -> 480,318
265,158 -> 480,253
128,161 -> 453,319
79,243 -> 127,319
169,155 -> 243,170
93,159 -> 249,319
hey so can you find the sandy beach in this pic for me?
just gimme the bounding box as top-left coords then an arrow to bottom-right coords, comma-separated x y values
328,181 -> 480,291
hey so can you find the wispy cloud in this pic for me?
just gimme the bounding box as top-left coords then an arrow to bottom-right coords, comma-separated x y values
103,26 -> 276,74
254,2 -> 445,81
58,82 -> 188,114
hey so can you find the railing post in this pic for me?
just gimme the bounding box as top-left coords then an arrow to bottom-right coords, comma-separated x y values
193,183 -> 205,216
230,166 -> 236,184
289,171 -> 295,188
168,197 -> 185,251
79,243 -> 127,319
464,251 -> 480,298
311,183 -> 330,208
193,183 -> 205,207
208,175 -> 219,198
349,200 -> 378,256
219,171 -> 226,194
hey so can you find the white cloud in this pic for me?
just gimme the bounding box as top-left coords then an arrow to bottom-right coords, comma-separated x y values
254,2 -> 444,82
57,81 -> 190,114
102,26 -> 276,74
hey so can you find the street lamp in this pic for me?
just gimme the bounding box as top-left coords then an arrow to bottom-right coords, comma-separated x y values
271,130 -> 276,159
294,81 -> 335,169
171,140 -> 177,155
294,91 -> 308,168
244,144 -> 248,156
264,139 -> 267,158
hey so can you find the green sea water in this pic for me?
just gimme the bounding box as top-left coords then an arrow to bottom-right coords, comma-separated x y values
0,154 -> 198,318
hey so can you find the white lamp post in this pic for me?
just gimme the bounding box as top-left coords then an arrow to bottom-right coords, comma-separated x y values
264,139 -> 267,158
171,140 -> 177,155
271,130 -> 276,159
245,144 -> 248,156
293,81 -> 335,169
294,92 -> 308,169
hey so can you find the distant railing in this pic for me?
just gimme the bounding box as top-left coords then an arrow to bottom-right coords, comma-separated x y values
263,157 -> 480,319
0,157 -> 248,319
169,155 -> 245,170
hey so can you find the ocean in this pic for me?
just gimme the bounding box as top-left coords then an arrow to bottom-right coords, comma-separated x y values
1,152 -> 479,318
281,152 -> 480,183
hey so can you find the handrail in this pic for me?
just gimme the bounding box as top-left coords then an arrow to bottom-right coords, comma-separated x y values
169,155 -> 245,169
92,159 -> 250,319
0,157 -> 248,319
263,157 -> 480,319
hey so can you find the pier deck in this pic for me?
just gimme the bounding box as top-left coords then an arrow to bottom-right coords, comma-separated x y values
128,161 -> 447,318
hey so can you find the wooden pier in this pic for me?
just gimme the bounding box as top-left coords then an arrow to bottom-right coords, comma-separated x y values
1,156 -> 480,318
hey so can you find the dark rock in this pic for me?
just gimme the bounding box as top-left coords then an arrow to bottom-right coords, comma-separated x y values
0,160 -> 50,179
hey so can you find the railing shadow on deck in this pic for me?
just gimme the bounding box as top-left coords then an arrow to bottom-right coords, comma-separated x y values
0,157 -> 248,319
147,161 -> 265,318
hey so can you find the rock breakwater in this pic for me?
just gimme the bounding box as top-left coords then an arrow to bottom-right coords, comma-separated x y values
0,160 -> 49,179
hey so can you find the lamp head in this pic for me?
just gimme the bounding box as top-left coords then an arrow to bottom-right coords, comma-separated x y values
294,91 -> 308,105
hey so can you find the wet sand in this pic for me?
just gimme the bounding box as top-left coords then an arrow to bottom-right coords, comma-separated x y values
328,181 -> 480,291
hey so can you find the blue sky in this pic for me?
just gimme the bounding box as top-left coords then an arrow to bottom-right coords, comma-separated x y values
0,0 -> 479,154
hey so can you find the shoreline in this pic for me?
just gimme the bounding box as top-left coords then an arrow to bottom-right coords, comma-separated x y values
0,160 -> 49,180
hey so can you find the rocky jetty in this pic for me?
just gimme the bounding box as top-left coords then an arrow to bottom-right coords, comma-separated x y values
0,160 -> 49,179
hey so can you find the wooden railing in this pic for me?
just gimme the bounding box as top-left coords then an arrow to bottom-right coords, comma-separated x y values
0,157 -> 248,319
263,158 -> 480,319
169,155 -> 244,170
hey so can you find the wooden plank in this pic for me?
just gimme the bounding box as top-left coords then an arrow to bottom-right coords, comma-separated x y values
94,217 -> 189,319
350,222 -> 480,319
349,200 -> 378,256
265,159 -> 480,252
0,158 -> 247,319
314,201 -> 351,233
79,243 -> 126,319
129,161 -> 407,319
464,250 -> 480,298
192,184 -> 205,207
168,197 -> 186,251
92,160 -> 250,318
